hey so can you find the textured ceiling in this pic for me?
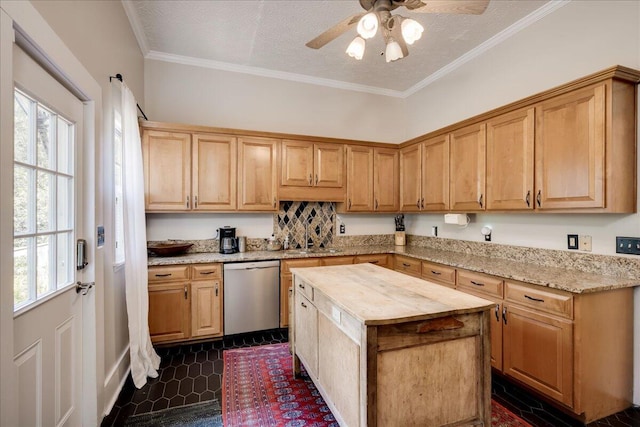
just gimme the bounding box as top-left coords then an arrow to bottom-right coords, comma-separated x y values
124,0 -> 552,95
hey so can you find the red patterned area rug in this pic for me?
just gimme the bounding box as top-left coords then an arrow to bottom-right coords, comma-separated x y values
223,343 -> 532,427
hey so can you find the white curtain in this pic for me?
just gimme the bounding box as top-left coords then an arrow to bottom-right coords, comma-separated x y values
119,82 -> 160,388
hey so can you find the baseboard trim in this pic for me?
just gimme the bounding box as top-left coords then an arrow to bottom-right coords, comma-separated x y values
103,345 -> 130,416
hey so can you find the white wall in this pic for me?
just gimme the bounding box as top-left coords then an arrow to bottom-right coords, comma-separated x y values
30,0 -> 144,418
144,59 -> 406,143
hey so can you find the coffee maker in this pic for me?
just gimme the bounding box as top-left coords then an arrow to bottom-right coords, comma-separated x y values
218,226 -> 238,254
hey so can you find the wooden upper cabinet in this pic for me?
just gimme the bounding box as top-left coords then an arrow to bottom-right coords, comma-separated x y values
450,123 -> 486,211
374,148 -> 399,212
143,130 -> 191,211
399,144 -> 422,212
535,84 -> 605,210
486,108 -> 535,210
192,134 -> 237,211
421,135 -> 450,211
346,146 -> 374,211
238,136 -> 279,211
281,140 -> 314,187
315,143 -> 344,188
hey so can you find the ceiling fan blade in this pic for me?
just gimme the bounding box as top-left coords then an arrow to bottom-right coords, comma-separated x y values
408,0 -> 490,14
306,13 -> 365,49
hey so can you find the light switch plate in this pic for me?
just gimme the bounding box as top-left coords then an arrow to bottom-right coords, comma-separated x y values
567,234 -> 578,250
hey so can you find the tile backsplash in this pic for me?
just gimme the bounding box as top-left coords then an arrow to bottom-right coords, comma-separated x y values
274,201 -> 335,249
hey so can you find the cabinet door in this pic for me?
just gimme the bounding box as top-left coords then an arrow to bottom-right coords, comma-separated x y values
191,280 -> 223,337
346,146 -> 374,211
374,148 -> 399,212
143,130 -> 191,211
399,144 -> 422,212
238,136 -> 279,211
294,292 -> 318,378
281,140 -> 314,187
354,254 -> 389,268
148,282 -> 190,343
315,143 -> 344,188
535,85 -> 605,210
280,274 -> 292,328
450,123 -> 486,211
486,108 -> 534,210
422,135 -> 450,211
192,134 -> 237,211
503,305 -> 573,406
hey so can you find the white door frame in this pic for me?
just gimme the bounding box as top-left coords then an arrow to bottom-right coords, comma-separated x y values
0,2 -> 103,426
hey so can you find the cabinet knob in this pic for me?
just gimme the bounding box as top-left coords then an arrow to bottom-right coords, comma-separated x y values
315,174 -> 318,185
309,174 -> 312,185
184,286 -> 188,299
421,198 -> 424,209
525,190 -> 531,207
478,194 -> 483,208
273,198 -> 277,208
502,305 -> 508,325
375,199 -> 379,210
495,304 -> 500,322
194,195 -> 198,208
348,199 -> 352,209
186,195 -> 190,209
536,190 -> 542,207
416,200 -> 420,208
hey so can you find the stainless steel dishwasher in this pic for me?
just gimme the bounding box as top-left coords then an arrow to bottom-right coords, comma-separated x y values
223,260 -> 280,335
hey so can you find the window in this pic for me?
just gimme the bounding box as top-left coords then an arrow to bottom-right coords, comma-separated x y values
14,89 -> 75,310
114,109 -> 124,264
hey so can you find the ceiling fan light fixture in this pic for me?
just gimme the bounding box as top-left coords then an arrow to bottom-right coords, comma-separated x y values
385,39 -> 404,63
357,12 -> 379,39
346,36 -> 366,60
401,18 -> 424,45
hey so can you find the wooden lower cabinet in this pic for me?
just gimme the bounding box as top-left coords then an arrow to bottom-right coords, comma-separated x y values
148,264 -> 223,344
294,292 -> 318,377
280,258 -> 322,328
148,282 -> 191,343
503,304 -> 573,406
421,260 -> 456,287
393,254 -> 421,277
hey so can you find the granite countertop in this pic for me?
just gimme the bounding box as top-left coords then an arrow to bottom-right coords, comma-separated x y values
290,263 -> 494,325
147,245 -> 639,294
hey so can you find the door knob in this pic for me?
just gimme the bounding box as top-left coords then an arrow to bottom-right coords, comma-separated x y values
76,281 -> 95,295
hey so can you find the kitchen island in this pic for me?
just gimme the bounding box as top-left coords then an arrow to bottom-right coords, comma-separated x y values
290,263 -> 494,427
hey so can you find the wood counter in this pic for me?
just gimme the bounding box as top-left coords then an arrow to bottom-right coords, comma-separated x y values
290,263 -> 494,427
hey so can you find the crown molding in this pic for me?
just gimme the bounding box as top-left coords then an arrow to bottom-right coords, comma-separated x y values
121,0 -> 149,56
138,0 -> 570,99
402,0 -> 571,97
144,50 -> 405,98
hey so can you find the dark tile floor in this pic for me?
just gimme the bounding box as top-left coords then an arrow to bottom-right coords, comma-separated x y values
102,329 -> 640,427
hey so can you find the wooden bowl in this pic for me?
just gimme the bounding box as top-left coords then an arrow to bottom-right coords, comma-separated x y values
147,243 -> 193,257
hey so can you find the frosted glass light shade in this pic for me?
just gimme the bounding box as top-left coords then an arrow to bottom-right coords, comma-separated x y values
385,40 -> 404,62
346,36 -> 365,60
357,12 -> 379,39
401,18 -> 424,45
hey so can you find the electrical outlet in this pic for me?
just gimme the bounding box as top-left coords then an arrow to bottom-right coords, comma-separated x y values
567,234 -> 578,250
339,224 -> 345,234
616,236 -> 640,255
579,235 -> 592,252
431,226 -> 438,237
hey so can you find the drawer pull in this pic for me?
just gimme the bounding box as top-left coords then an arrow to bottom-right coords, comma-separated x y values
369,261 -> 379,264
470,280 -> 484,287
430,270 -> 441,275
402,263 -> 411,267
298,283 -> 305,289
301,302 -> 307,308
184,286 -> 188,299
309,174 -> 312,185
524,294 -> 545,303
536,190 -> 542,207
526,190 -> 531,207
495,304 -> 500,322
502,306 -> 508,325
199,271 -> 216,275
155,273 -> 172,277
215,283 -> 219,297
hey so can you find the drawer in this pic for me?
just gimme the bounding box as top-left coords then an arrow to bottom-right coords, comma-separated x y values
321,256 -> 354,266
192,263 -> 222,280
354,254 -> 389,268
457,270 -> 503,298
394,255 -> 421,277
505,280 -> 573,319
281,258 -> 321,274
148,265 -> 190,283
421,261 -> 456,287
294,276 -> 314,301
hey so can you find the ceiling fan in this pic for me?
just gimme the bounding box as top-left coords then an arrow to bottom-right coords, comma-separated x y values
306,0 -> 490,62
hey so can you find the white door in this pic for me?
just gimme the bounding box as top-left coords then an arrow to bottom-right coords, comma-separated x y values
11,44 -> 87,426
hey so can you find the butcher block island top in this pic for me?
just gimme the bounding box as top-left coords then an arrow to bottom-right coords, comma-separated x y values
291,263 -> 493,325
290,263 -> 494,427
